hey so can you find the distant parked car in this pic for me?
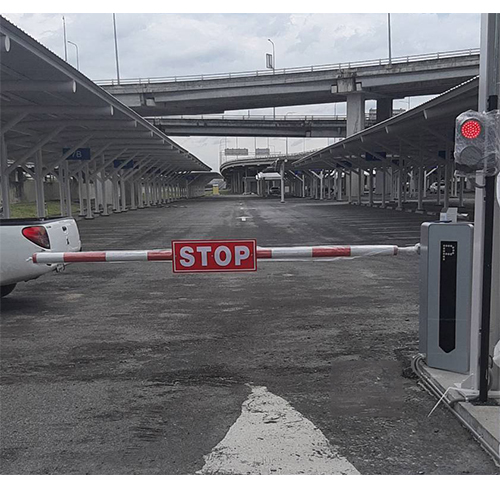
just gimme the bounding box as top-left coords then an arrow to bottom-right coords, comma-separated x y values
269,186 -> 280,195
430,181 -> 446,194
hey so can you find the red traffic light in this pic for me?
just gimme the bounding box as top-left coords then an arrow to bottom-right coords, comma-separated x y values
460,119 -> 482,139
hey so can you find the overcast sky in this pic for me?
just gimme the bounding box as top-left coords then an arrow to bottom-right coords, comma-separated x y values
3,12 -> 483,170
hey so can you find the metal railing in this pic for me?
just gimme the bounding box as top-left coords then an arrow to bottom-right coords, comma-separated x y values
220,148 -> 324,167
96,48 -> 480,87
151,114 -> 349,122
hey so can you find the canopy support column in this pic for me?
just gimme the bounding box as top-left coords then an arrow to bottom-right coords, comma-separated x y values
34,149 -> 46,218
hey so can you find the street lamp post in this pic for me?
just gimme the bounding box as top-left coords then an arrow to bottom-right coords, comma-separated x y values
387,14 -> 392,65
268,38 -> 276,120
112,13 -> 121,84
68,40 -> 79,70
62,16 -> 68,62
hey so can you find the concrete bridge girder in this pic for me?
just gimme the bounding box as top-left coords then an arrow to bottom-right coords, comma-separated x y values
101,54 -> 479,117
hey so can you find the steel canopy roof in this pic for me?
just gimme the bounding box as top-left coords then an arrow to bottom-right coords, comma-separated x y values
293,77 -> 479,171
0,15 -> 211,174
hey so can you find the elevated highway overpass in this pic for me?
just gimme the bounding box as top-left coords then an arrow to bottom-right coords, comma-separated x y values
98,49 -> 479,120
148,114 -> 377,137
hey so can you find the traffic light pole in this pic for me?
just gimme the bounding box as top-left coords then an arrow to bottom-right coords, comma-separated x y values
476,14 -> 499,403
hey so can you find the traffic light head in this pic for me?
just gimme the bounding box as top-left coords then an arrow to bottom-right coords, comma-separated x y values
454,110 -> 500,176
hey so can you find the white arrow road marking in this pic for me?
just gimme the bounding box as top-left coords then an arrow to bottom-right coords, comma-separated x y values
196,385 -> 359,475
236,216 -> 252,221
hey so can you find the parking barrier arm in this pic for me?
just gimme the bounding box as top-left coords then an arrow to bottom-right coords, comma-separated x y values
32,244 -> 420,264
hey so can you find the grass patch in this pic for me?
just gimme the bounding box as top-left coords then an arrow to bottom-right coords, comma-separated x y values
9,201 -> 80,219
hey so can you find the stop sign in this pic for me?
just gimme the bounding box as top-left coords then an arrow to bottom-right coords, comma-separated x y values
172,239 -> 257,273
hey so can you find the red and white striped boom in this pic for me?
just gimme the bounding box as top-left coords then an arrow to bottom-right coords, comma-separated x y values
32,244 -> 419,264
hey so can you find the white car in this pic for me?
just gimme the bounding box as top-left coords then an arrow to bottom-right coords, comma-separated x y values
429,181 -> 446,194
0,217 -> 81,297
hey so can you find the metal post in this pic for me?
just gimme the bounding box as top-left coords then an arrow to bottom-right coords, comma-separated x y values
112,170 -> 120,212
100,171 -> 108,216
130,180 -> 137,210
476,13 -> 500,401
120,176 -> 127,211
67,40 -> 79,70
381,168 -> 386,208
417,166 -> 424,211
85,162 -> 93,219
444,162 -> 450,210
66,162 -> 72,217
58,163 -> 66,216
320,171 -> 324,200
358,168 -> 362,205
397,166 -> 403,210
437,166 -> 441,205
94,167 -> 102,214
34,150 -> 46,218
368,169 -> 373,207
1,135 -> 11,219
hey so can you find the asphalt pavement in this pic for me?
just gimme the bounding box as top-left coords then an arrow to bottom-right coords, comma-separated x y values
1,196 -> 498,474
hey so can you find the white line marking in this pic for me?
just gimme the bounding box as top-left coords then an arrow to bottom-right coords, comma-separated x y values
196,385 -> 359,475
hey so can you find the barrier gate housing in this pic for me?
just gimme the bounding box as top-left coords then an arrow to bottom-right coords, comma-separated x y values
419,222 -> 474,374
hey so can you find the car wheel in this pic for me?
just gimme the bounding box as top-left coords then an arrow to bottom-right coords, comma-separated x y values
1,283 -> 16,298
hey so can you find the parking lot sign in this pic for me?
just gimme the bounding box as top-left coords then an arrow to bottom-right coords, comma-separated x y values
172,239 -> 257,273
62,147 -> 91,161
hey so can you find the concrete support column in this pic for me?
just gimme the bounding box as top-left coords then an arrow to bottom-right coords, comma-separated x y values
347,172 -> 352,203
346,93 -> 366,199
34,149 -> 46,218
376,98 -> 393,123
320,172 -> 324,200
0,135 -> 11,219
